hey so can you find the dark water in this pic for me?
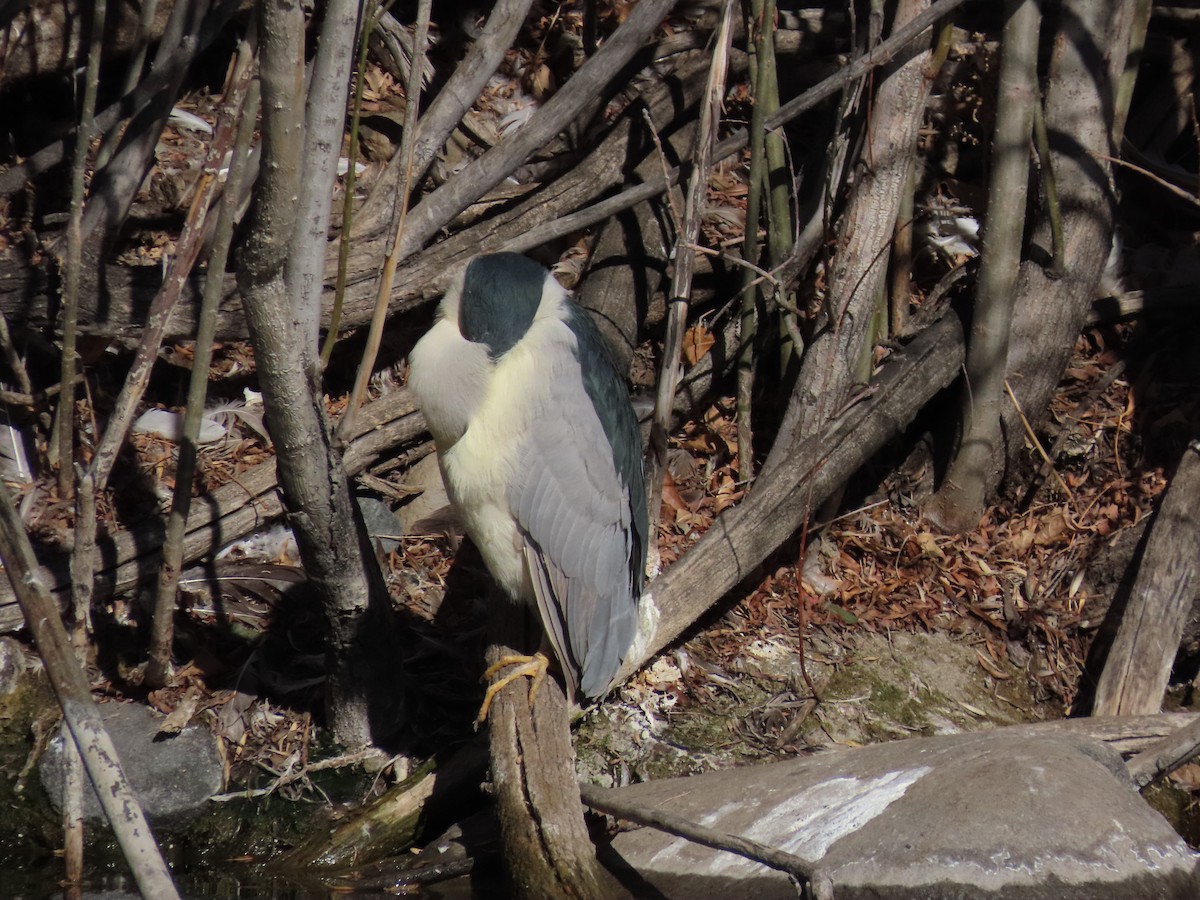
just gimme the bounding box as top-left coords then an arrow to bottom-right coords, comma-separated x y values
0,864 -> 489,898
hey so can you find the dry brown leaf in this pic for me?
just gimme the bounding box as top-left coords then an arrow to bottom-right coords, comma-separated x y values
1008,528 -> 1036,554
1169,763 -> 1200,792
661,471 -> 688,512
525,63 -> 553,100
683,324 -> 715,366
362,66 -> 392,102
1035,510 -> 1070,545
157,687 -> 201,736
914,532 -> 945,560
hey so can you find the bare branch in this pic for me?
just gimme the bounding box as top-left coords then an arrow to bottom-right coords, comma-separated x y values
342,0 -> 434,438
393,0 -> 680,262
287,0 -> 363,351
146,40 -> 259,689
580,783 -> 814,884
0,487 -> 179,898
358,0 -> 537,231
646,1 -> 735,565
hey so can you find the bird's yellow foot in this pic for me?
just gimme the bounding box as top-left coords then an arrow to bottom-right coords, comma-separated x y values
476,652 -> 550,727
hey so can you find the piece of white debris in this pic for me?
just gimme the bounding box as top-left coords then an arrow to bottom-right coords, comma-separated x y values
168,107 -> 214,134
133,408 -> 228,444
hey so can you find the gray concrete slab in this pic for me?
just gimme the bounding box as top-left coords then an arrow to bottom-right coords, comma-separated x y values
600,731 -> 1200,899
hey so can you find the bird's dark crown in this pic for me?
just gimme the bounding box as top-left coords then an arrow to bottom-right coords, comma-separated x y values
457,253 -> 547,359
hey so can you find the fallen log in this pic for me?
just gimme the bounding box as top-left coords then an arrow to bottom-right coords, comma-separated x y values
0,388 -> 425,633
273,743 -> 488,871
1092,440 -> 1200,716
622,311 -> 966,682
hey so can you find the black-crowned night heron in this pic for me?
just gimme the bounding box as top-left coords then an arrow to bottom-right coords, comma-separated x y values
408,252 -> 648,719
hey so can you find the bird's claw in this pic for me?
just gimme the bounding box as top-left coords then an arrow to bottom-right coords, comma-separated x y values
475,652 -> 550,727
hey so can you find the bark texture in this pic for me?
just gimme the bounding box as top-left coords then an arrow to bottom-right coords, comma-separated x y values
237,0 -> 398,750
1002,0 -> 1137,467
931,0 -> 1039,531
1092,442 -> 1200,716
486,605 -> 616,900
763,0 -> 934,476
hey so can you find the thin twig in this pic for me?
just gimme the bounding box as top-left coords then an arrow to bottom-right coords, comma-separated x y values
758,0 -> 796,377
62,727 -> 85,891
692,243 -> 780,287
0,378 -> 83,408
578,783 -> 814,884
0,486 -> 179,898
890,163 -> 917,336
1004,378 -> 1074,503
1023,359 -> 1126,509
737,0 -> 769,486
1092,150 -> 1200,212
59,19 -> 111,878
646,0 -> 736,562
210,747 -> 381,801
641,107 -> 683,227
341,0 -> 433,438
145,37 -> 258,688
55,0 -> 109,499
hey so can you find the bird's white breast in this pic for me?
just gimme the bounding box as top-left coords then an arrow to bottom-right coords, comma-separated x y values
409,299 -> 579,601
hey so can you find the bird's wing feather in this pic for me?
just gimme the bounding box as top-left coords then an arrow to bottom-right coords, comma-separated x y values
510,360 -> 638,699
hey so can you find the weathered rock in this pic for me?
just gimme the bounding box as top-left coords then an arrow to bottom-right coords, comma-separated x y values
40,701 -> 223,829
357,495 -> 405,554
600,731 -> 1200,899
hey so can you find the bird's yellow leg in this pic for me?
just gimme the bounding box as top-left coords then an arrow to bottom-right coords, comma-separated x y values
476,652 -> 550,726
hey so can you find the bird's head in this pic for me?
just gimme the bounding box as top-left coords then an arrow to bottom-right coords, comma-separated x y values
442,252 -> 556,360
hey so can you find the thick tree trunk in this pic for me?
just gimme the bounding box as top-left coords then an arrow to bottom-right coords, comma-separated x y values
485,604 -> 617,900
763,0 -> 934,477
1001,0 -> 1137,468
237,0 -> 398,750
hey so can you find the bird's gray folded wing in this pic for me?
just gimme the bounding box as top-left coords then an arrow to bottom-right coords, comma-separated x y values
510,375 -> 638,699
